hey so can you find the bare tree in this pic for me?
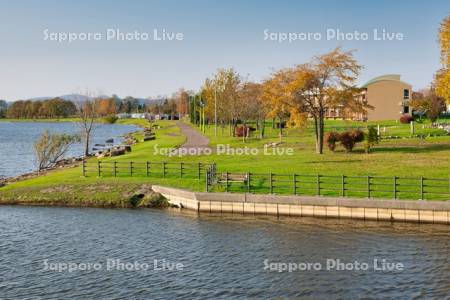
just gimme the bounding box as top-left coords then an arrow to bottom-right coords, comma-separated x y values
238,82 -> 266,139
76,91 -> 99,157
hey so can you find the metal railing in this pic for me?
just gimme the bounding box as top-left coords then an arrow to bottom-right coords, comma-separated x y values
82,160 -> 215,180
205,163 -> 217,192
82,161 -> 449,201
206,171 -> 450,201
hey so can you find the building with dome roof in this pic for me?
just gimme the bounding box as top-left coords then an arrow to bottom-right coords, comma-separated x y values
325,74 -> 412,121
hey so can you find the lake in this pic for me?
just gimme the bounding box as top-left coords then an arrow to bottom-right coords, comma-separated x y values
0,121 -> 139,178
0,206 -> 448,299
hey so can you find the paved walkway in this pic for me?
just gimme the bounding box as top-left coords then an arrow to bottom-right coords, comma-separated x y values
171,122 -> 211,155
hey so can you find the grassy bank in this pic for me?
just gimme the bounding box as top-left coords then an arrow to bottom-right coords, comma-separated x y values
0,120 -> 202,206
1,118 -> 449,205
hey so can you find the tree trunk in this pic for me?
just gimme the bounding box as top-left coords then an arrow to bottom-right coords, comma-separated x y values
232,119 -> 237,137
320,110 -> 325,154
260,118 -> 265,139
315,111 -> 324,154
313,116 -> 320,154
84,132 -> 90,157
279,117 -> 283,136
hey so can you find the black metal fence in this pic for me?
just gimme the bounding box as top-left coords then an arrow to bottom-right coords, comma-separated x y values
82,160 -> 450,200
205,163 -> 217,192
206,171 -> 450,201
82,160 -> 215,179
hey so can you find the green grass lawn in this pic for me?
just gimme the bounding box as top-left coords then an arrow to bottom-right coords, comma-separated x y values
1,117 -> 449,204
186,119 -> 450,177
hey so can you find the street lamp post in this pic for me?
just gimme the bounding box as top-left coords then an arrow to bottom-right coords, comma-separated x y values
214,88 -> 217,137
199,97 -> 205,133
192,95 -> 197,125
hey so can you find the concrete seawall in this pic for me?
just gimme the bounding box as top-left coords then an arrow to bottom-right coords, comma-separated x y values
152,185 -> 450,224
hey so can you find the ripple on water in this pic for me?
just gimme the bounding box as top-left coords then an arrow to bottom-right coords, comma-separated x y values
0,206 -> 448,299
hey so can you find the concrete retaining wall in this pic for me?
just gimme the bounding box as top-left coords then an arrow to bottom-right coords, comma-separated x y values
152,185 -> 450,224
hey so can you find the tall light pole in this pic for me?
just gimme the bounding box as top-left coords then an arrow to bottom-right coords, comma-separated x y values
199,96 -> 205,132
214,88 -> 217,137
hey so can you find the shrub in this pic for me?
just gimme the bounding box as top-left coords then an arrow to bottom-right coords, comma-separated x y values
339,129 -> 364,152
33,130 -> 81,171
399,114 -> 413,124
137,193 -> 170,208
325,131 -> 340,152
350,129 -> 365,143
103,114 -> 118,124
364,126 -> 379,153
235,126 -> 249,137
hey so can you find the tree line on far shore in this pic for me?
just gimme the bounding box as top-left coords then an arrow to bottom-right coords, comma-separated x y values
0,95 -> 189,120
1,96 -> 138,119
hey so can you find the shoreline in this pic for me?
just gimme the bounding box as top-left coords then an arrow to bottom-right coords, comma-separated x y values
0,119 -> 145,181
1,180 -> 449,225
153,185 -> 450,225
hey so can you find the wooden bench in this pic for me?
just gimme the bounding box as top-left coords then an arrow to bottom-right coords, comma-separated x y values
218,173 -> 248,183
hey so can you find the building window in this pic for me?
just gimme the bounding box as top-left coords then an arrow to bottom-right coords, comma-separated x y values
403,89 -> 410,99
403,106 -> 409,114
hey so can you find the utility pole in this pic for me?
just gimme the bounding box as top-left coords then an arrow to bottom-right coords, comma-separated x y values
214,88 -> 217,137
199,96 -> 205,132
202,104 -> 205,133
193,95 -> 197,125
198,95 -> 201,128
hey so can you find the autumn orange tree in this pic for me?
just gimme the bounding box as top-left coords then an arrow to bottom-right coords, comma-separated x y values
280,48 -> 368,154
95,98 -> 117,116
435,14 -> 449,104
410,88 -> 446,122
262,70 -> 294,137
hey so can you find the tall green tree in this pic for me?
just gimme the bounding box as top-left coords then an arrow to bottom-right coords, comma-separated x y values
201,68 -> 241,136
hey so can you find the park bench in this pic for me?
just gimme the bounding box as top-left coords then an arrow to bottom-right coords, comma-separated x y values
218,173 -> 248,184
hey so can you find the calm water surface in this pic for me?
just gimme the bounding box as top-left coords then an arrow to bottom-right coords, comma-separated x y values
0,206 -> 448,299
0,122 -> 139,178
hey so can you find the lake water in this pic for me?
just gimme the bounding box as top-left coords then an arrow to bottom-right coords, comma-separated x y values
0,206 -> 448,299
0,122 -> 139,178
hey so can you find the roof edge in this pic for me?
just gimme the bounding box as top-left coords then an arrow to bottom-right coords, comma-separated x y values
361,74 -> 410,88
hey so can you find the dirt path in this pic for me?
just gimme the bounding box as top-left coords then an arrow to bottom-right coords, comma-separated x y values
172,122 -> 211,155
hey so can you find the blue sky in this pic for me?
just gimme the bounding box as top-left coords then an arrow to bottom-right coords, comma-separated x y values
0,0 -> 448,100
